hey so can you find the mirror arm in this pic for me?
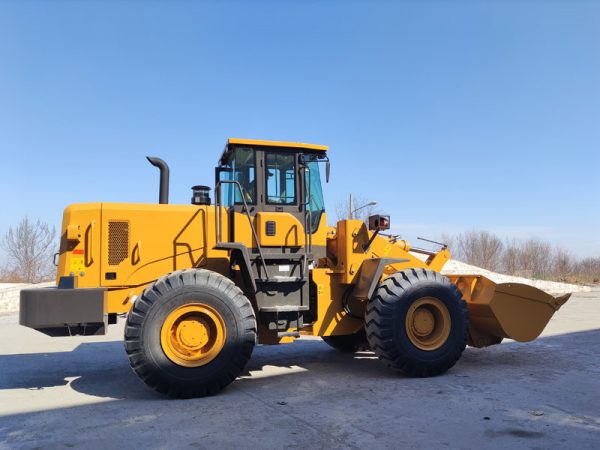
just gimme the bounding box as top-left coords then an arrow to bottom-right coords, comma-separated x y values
363,228 -> 381,253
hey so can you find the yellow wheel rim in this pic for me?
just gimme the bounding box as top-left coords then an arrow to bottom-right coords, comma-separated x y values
160,303 -> 226,367
405,297 -> 451,351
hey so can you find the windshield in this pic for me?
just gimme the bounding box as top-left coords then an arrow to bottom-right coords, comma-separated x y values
305,160 -> 325,233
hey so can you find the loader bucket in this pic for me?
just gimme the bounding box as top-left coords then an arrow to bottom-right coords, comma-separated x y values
448,275 -> 571,348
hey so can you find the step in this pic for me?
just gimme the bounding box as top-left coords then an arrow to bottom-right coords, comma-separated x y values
259,305 -> 310,313
256,276 -> 306,283
277,331 -> 301,338
251,253 -> 310,261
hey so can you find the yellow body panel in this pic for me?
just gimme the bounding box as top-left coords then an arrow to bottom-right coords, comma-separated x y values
255,212 -> 305,247
231,211 -> 329,250
57,203 -> 103,288
105,286 -> 147,313
309,213 -> 329,249
227,138 -> 328,152
310,268 -> 363,336
327,219 -> 450,285
57,203 -> 231,313
232,211 -> 255,248
99,203 -> 229,287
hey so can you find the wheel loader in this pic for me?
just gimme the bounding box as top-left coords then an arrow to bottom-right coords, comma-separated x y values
20,138 -> 571,398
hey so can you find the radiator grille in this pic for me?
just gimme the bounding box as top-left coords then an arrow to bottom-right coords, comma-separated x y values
108,221 -> 129,265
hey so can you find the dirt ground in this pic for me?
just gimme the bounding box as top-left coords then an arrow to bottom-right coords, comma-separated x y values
0,289 -> 598,449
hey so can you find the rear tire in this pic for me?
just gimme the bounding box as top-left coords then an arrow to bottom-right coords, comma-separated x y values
322,328 -> 370,353
124,269 -> 256,398
365,268 -> 468,377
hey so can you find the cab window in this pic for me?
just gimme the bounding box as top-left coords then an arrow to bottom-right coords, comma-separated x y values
221,147 -> 256,207
305,159 -> 325,233
266,153 -> 296,204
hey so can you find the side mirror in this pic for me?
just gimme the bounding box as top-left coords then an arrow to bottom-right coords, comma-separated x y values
326,160 -> 330,183
364,214 -> 391,252
368,214 -> 390,232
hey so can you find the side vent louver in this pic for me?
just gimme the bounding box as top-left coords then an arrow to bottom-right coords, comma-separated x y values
108,221 -> 129,265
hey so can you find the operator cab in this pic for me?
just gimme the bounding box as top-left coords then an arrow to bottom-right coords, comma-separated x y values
215,138 -> 329,249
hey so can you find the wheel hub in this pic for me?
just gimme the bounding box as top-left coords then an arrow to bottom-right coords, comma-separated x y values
405,297 -> 451,351
412,309 -> 435,336
176,318 -> 209,349
160,303 -> 226,367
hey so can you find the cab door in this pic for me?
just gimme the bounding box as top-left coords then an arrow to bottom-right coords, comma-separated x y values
256,151 -> 306,249
217,146 -> 258,249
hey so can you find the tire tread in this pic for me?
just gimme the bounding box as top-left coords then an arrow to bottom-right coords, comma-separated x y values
365,268 -> 468,377
124,269 -> 256,398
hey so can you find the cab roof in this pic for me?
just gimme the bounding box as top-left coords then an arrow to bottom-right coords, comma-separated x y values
227,138 -> 328,152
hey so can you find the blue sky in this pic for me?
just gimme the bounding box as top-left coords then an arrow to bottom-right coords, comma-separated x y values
1,1 -> 598,257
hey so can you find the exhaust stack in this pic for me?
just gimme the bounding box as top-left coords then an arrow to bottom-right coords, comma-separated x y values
146,156 -> 170,204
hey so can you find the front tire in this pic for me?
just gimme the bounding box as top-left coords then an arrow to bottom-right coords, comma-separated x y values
365,268 -> 468,377
124,269 -> 256,398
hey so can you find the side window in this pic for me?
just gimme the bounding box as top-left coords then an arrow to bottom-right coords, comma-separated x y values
219,147 -> 256,207
305,160 -> 325,232
266,153 -> 296,204
234,151 -> 255,205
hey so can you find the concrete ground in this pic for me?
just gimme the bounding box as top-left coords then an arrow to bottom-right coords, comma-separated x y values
0,289 -> 598,449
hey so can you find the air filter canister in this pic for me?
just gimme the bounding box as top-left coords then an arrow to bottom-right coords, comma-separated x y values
191,185 -> 211,205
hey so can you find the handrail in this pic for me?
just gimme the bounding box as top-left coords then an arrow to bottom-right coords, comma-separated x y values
215,179 -> 269,281
299,165 -> 312,276
85,221 -> 94,266
304,168 -> 312,254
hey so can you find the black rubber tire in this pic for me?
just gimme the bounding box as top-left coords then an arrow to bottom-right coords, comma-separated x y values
322,328 -> 370,353
124,268 -> 257,398
365,268 -> 468,377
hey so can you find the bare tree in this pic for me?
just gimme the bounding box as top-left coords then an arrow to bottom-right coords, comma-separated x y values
334,194 -> 380,223
501,238 -> 523,275
453,230 -> 504,271
334,199 -> 350,223
573,257 -> 600,283
551,248 -> 573,280
1,217 -> 57,283
443,229 -> 599,284
440,233 -> 455,253
517,239 -> 552,278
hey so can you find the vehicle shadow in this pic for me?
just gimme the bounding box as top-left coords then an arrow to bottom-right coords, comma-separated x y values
0,338 -> 387,400
0,329 -> 598,401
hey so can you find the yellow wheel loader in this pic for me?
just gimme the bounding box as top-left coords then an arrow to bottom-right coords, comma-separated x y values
20,138 -> 571,398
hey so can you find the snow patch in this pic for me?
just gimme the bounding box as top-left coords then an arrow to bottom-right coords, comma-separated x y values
440,259 -> 590,295
0,282 -> 55,315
